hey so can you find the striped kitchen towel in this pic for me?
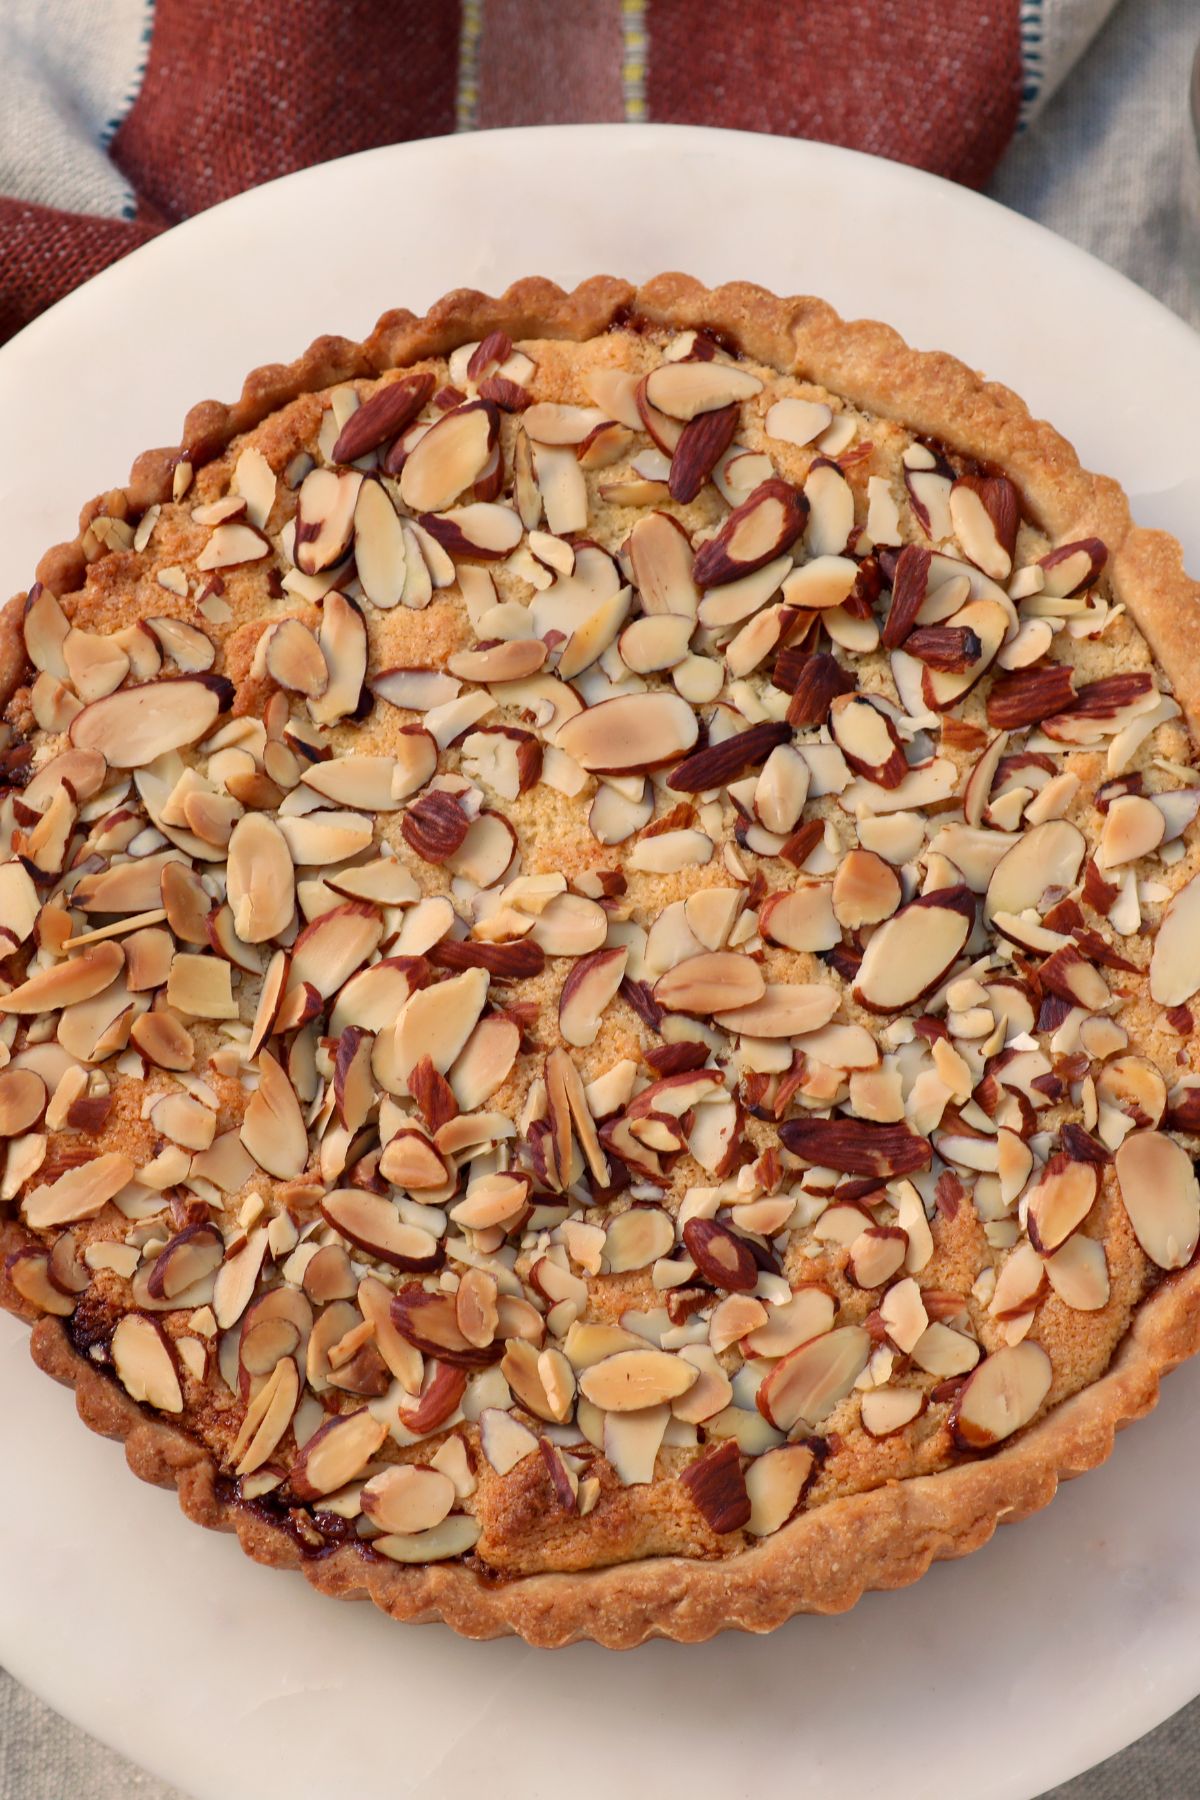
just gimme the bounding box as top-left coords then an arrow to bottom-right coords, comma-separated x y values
0,0 -> 1120,344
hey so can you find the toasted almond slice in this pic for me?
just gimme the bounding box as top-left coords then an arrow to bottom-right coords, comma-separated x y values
0,940 -> 124,1014
629,511 -> 705,622
382,967 -> 490,1097
352,476 -> 407,608
579,1348 -> 698,1412
264,618 -> 328,696
829,852 -> 901,933
321,1189 -> 443,1271
618,613 -> 695,674
70,676 -> 229,768
226,813 -> 295,943
362,1463 -> 456,1535
655,951 -> 765,1016
1115,1129 -> 1200,1269
744,1442 -> 814,1536
853,887 -> 973,1013
846,1227 -> 908,1289
860,1386 -> 925,1439
240,1051 -> 308,1179
522,402 -> 609,444
910,1321 -> 981,1377
0,1069 -> 47,1137
951,1342 -> 1052,1449
293,467 -> 363,574
1150,864 -> 1200,1003
757,1326 -> 871,1430
604,1207 -> 675,1273
765,397 -> 833,448
804,459 -> 856,557
22,1152 -> 134,1229
449,639 -> 547,683
448,1015 -> 520,1111
290,1408 -> 388,1499
145,616 -> 216,675
644,361 -> 762,420
111,1314 -> 183,1413
289,902 -> 382,1000
1025,1154 -> 1100,1252
373,1515 -> 480,1562
7,1248 -> 78,1317
277,809 -> 373,866
196,521 -> 270,570
983,820 -> 1086,922
714,982 -> 839,1038
559,946 -> 628,1047
557,691 -> 698,773
693,479 -> 808,588
1043,1236 -> 1110,1310
949,475 -> 1019,581
829,692 -> 907,787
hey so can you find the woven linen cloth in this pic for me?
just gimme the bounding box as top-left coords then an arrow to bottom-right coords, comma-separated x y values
0,0 -> 1133,343
4,0 -> 1200,1796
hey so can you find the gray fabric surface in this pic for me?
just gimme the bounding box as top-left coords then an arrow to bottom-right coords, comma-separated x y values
3,1 -> 1200,1795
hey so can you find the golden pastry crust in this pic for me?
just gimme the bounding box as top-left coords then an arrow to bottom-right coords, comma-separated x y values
3,274 -> 1200,1646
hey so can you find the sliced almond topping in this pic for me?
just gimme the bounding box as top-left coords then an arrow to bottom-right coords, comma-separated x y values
765,397 -> 832,448
860,1386 -> 924,1438
744,1442 -> 814,1536
332,372 -> 434,463
644,360 -> 762,419
0,1069 -> 47,1137
846,1227 -> 908,1289
951,1342 -> 1052,1449
0,940 -> 124,1014
693,479 -> 808,588
111,1314 -> 183,1413
264,618 -> 328,696
682,1217 -> 758,1292
196,521 -> 270,571
321,1190 -> 443,1272
22,1152 -> 134,1229
1150,870 -> 1200,1006
579,1348 -> 698,1412
240,1051 -> 308,1179
7,1249 -> 77,1318
779,1116 -> 931,1176
714,982 -> 839,1038
361,1464 -> 456,1535
604,1207 -> 675,1273
290,1408 -> 388,1500
655,951 -> 765,1017
804,459 -> 856,557
226,813 -> 295,943
556,691 -> 698,774
984,820 -> 1086,922
853,887 -> 973,1013
1115,1129 -> 1200,1269
1043,1236 -> 1110,1311
829,692 -> 907,788
70,677 -> 230,768
757,1326 -> 871,1430
559,946 -> 628,1047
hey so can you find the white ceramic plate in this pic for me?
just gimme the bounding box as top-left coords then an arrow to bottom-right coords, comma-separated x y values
2,125 -> 1199,1800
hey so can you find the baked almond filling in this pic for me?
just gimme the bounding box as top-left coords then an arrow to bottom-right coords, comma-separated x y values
3,298 -> 1199,1590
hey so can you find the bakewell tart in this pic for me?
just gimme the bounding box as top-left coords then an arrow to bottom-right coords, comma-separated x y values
3,275 -> 1200,1648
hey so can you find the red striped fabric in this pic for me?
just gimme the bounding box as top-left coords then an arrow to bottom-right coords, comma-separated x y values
0,0 -> 1021,345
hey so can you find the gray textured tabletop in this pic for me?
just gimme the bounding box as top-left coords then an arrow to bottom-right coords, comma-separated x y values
2,0 -> 1199,1794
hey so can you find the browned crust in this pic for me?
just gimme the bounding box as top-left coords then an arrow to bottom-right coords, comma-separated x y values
6,274 -> 1200,1647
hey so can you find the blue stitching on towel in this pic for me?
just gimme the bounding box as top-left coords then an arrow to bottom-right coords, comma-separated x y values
1017,0 -> 1045,129
99,0 -> 157,220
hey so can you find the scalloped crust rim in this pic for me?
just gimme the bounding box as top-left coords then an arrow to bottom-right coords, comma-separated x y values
4,275 -> 1200,1648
